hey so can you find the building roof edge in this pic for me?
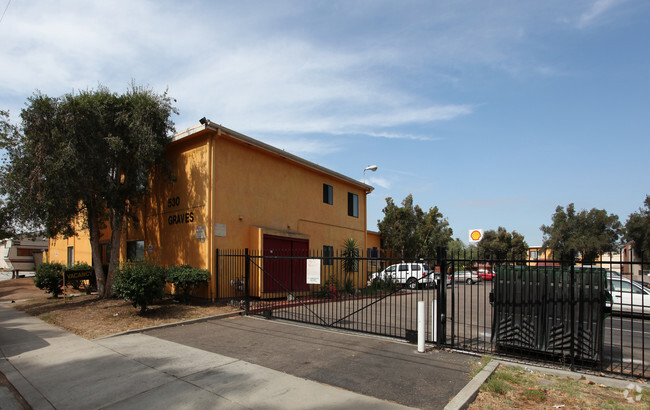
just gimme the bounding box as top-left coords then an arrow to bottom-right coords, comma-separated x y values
171,121 -> 374,193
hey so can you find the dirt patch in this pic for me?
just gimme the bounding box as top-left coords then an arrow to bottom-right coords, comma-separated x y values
0,277 -> 45,302
470,363 -> 649,409
2,278 -> 240,339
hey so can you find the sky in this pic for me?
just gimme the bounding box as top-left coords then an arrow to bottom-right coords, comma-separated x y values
1,0 -> 649,246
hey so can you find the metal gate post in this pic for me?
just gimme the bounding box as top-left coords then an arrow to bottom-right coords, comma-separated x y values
215,248 -> 219,302
569,249 -> 575,371
437,247 -> 447,346
245,248 -> 250,315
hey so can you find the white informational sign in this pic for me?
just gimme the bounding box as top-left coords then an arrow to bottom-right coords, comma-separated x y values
469,229 -> 484,244
195,225 -> 206,239
306,258 -> 321,285
147,244 -> 153,254
214,223 -> 227,237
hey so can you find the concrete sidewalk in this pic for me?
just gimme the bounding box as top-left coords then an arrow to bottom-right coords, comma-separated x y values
0,305 -> 413,409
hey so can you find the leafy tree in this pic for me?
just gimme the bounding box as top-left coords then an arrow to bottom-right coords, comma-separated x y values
0,85 -> 176,298
625,195 -> 650,259
0,111 -> 18,239
378,194 -> 452,258
0,198 -> 12,240
540,203 -> 622,263
477,227 -> 528,261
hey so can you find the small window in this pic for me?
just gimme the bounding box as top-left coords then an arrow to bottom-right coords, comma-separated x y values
126,240 -> 145,262
323,245 -> 334,266
411,264 -> 421,271
323,184 -> 333,205
399,264 -> 409,272
348,193 -> 359,218
67,247 -> 74,267
17,248 -> 41,257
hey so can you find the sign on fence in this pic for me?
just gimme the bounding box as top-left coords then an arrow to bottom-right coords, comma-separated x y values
306,259 -> 321,284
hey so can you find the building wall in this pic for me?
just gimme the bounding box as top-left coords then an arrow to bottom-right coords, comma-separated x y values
52,125 -> 374,299
48,220 -> 99,266
211,135 -> 367,252
123,134 -> 210,269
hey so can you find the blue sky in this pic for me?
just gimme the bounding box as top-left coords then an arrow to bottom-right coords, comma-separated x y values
1,0 -> 648,246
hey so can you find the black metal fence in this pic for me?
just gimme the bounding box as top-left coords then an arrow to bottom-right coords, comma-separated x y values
216,248 -> 649,379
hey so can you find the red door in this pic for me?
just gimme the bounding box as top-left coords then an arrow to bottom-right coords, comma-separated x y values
263,235 -> 309,293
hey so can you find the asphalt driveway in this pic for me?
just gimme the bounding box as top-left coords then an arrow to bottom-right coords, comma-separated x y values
144,315 -> 475,409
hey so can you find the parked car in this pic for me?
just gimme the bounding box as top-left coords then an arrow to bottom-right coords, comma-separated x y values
477,269 -> 494,281
607,274 -> 650,316
371,263 -> 447,289
632,279 -> 650,291
454,270 -> 481,285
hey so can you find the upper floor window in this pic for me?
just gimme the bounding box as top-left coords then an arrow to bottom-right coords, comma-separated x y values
323,184 -> 333,205
348,192 -> 359,218
323,245 -> 334,266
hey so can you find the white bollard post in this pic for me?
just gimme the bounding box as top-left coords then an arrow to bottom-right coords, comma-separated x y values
418,300 -> 425,352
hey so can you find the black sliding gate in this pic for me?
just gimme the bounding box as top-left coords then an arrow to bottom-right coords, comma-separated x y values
217,248 -> 649,379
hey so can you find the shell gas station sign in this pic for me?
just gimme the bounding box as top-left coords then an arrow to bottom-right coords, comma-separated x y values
469,229 -> 484,244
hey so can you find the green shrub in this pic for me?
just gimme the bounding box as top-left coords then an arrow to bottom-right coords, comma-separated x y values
34,262 -> 66,298
112,262 -> 166,313
166,264 -> 210,303
370,276 -> 398,293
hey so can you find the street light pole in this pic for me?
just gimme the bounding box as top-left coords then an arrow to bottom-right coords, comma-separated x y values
362,165 -> 378,264
363,165 -> 378,184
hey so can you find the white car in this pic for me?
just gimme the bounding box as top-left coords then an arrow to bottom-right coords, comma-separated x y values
371,263 -> 436,289
454,270 -> 482,285
607,275 -> 650,316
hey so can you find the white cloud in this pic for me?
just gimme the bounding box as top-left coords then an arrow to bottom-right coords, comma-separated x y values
366,176 -> 391,190
258,137 -> 341,156
577,0 -> 626,28
0,0 -> 636,143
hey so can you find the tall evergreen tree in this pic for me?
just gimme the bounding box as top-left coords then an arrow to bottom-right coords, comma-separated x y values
378,194 -> 452,259
0,85 -> 177,297
477,227 -> 528,261
540,203 -> 621,263
625,195 -> 650,260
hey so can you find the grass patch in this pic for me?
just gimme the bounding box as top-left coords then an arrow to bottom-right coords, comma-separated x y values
472,364 -> 649,409
523,388 -> 547,403
484,377 -> 511,396
470,355 -> 492,378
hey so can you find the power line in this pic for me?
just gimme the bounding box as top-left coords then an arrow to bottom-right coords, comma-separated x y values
0,0 -> 11,26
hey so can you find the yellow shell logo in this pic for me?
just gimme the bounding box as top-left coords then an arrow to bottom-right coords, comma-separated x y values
470,230 -> 482,241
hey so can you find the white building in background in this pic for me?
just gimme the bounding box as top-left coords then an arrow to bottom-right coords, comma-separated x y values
599,242 -> 648,279
1,237 -> 48,277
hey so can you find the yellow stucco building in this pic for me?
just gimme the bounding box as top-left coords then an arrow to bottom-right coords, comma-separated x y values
48,120 -> 375,299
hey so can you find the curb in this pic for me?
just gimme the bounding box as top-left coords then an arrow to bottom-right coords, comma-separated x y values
444,360 -> 499,410
496,360 -> 650,391
93,310 -> 243,340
